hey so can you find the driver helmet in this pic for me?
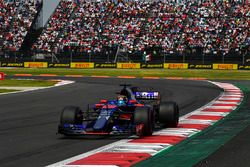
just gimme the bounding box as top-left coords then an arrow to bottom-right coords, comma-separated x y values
117,95 -> 128,106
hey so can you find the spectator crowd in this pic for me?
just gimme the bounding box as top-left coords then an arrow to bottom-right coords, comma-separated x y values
33,0 -> 249,56
0,0 -> 42,52
0,0 -> 248,57
33,0 -> 77,53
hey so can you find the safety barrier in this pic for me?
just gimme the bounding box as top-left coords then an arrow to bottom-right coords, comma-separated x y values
48,63 -> 70,68
0,62 -> 249,70
24,62 -> 48,68
213,64 -> 238,70
164,63 -> 188,69
70,62 -> 94,69
117,63 -> 140,69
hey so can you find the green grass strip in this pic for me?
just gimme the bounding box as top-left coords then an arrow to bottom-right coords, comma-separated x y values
1,68 -> 250,80
0,79 -> 58,87
134,84 -> 249,167
0,89 -> 20,93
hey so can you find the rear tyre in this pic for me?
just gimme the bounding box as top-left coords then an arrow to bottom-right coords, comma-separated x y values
159,102 -> 179,127
134,107 -> 153,136
60,106 -> 83,124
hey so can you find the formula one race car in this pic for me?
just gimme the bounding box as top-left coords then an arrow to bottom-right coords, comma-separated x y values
58,84 -> 179,137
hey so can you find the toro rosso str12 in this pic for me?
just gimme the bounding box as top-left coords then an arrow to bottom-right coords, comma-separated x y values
58,85 -> 179,137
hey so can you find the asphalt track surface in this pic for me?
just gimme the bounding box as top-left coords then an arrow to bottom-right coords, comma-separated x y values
0,77 -> 221,167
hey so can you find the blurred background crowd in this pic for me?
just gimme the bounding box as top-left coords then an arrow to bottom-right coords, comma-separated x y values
0,0 -> 249,62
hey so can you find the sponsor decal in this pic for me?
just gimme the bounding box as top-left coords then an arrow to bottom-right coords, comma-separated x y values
24,62 -> 48,68
188,64 -> 212,69
238,65 -> 250,70
164,63 -> 188,69
141,63 -> 163,68
95,63 -> 117,68
70,62 -> 94,69
117,63 -> 140,69
213,64 -> 238,70
48,63 -> 70,68
135,92 -> 159,99
0,72 -> 4,80
1,62 -> 24,67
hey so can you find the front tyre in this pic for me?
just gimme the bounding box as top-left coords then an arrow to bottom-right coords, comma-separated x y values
60,106 -> 83,125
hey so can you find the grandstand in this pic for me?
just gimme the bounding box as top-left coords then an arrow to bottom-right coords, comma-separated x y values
0,0 -> 249,64
0,0 -> 42,52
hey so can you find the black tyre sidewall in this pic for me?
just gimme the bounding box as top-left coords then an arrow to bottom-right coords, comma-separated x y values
60,106 -> 83,124
134,107 -> 153,136
159,102 -> 179,127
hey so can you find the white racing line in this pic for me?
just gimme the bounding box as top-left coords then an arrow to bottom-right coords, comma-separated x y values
0,80 -> 75,95
47,81 -> 244,167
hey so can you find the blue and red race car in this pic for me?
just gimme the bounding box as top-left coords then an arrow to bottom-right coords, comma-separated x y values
58,85 -> 179,137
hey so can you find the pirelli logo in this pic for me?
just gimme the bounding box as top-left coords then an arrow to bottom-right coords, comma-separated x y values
117,63 -> 140,69
70,62 -> 94,69
213,64 -> 238,70
164,63 -> 188,69
24,62 -> 48,68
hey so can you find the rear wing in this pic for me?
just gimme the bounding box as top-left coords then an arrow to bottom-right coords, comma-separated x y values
134,91 -> 160,100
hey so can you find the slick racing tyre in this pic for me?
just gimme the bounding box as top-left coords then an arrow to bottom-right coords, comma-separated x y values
159,102 -> 179,127
60,106 -> 83,124
134,107 -> 153,136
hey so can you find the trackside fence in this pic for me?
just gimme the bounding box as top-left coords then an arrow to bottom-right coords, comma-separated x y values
0,62 -> 250,70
